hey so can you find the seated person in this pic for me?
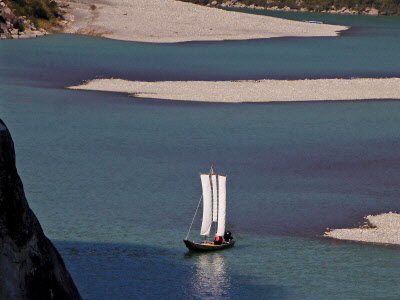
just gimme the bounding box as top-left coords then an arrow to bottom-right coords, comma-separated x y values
214,234 -> 223,245
224,231 -> 233,242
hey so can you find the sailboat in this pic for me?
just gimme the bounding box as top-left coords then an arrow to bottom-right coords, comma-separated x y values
183,166 -> 235,251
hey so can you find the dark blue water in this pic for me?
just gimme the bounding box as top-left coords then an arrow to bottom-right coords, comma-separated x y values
1,11 -> 400,87
1,10 -> 400,299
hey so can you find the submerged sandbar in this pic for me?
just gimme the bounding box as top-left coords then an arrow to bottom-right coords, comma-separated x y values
69,78 -> 400,103
325,213 -> 400,245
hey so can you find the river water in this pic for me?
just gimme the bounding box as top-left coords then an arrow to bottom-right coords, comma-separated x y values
1,10 -> 400,299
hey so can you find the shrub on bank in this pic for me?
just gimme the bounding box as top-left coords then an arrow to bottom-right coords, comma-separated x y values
13,18 -> 25,31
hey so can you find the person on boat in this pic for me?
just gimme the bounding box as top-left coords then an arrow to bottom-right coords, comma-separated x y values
214,234 -> 223,245
224,231 -> 233,243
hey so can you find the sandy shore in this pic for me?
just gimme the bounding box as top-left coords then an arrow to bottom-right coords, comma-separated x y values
58,0 -> 347,42
324,213 -> 400,245
69,78 -> 400,102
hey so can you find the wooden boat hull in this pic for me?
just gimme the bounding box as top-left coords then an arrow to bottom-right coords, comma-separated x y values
183,239 -> 235,252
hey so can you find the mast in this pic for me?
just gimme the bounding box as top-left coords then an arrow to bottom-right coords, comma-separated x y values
216,175 -> 227,237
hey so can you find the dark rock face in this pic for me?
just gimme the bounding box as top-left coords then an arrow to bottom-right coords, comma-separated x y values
0,119 -> 82,300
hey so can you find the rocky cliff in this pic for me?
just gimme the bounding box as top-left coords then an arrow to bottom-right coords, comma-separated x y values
0,1 -> 47,39
0,119 -> 82,300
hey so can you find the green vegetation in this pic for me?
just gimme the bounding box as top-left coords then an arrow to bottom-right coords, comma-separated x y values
6,0 -> 62,29
179,0 -> 400,15
13,18 -> 25,31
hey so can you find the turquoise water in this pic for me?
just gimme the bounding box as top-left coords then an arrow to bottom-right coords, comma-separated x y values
1,10 -> 400,299
224,7 -> 400,27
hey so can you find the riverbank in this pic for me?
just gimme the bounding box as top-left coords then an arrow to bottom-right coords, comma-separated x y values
325,213 -> 400,245
58,0 -> 346,42
69,78 -> 400,103
196,0 -> 382,16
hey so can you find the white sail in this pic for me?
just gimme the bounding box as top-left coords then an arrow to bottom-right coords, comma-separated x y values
216,175 -> 227,237
200,174 -> 213,236
211,175 -> 218,222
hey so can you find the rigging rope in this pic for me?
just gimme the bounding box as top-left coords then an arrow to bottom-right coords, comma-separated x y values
185,195 -> 203,240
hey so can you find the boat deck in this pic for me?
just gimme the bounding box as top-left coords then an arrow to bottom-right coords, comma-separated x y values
183,239 -> 235,252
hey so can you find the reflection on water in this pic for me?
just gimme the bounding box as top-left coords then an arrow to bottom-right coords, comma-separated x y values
190,253 -> 231,298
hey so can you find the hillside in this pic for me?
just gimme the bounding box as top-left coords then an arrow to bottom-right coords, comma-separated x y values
180,0 -> 400,15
